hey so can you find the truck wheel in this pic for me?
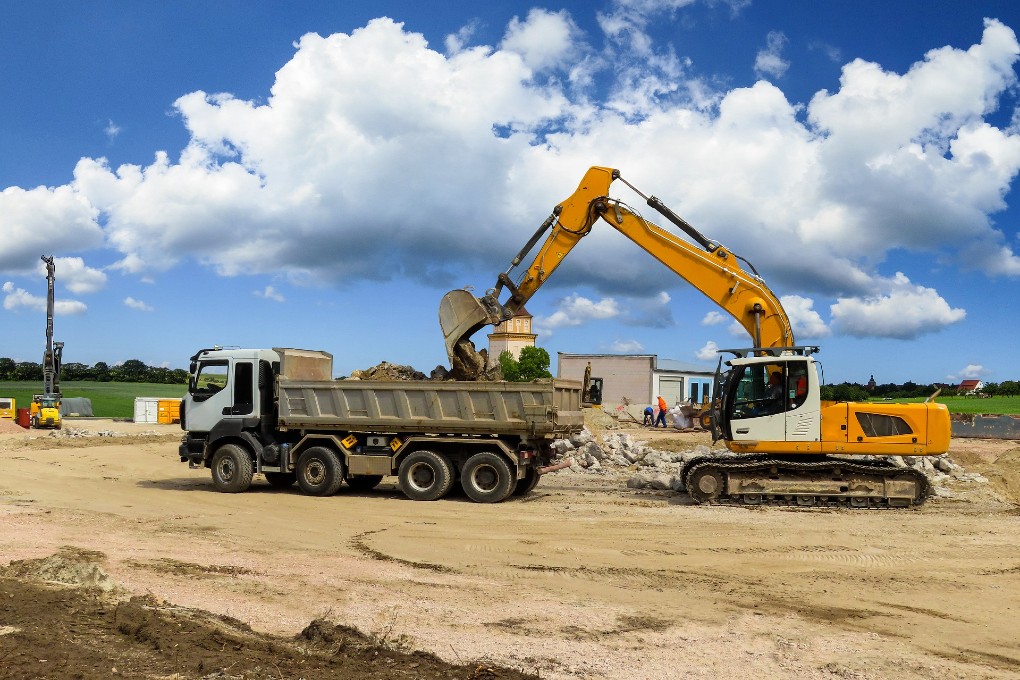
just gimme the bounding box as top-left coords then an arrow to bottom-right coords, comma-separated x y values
264,472 -> 296,488
346,474 -> 384,491
511,466 -> 540,496
461,452 -> 515,503
398,451 -> 453,501
211,443 -> 254,493
296,447 -> 346,496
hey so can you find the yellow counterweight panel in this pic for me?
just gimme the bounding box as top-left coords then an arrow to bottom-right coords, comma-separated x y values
820,401 -> 949,456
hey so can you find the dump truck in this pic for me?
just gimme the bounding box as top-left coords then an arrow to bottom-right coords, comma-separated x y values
179,347 -> 583,502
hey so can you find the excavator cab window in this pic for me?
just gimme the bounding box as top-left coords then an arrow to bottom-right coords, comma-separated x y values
727,364 -> 787,420
787,360 -> 809,411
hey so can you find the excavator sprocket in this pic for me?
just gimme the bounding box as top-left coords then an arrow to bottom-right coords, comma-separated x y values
682,456 -> 929,509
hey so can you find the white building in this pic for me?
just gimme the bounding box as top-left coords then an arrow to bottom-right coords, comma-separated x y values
558,353 -> 716,415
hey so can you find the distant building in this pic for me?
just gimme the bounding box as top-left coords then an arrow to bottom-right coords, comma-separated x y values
958,379 -> 984,395
558,353 -> 715,417
487,307 -> 536,363
867,375 -> 877,391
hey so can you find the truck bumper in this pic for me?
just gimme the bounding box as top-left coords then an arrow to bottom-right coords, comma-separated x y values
179,436 -> 206,468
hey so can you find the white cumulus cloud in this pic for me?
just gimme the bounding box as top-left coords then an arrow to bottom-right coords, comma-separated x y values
780,294 -> 830,339
255,285 -> 286,302
696,340 -> 720,361
754,31 -> 790,79
43,257 -> 107,295
534,293 -> 620,335
124,297 -> 153,311
946,363 -> 989,382
829,273 -> 966,339
2,281 -> 87,315
702,311 -> 725,325
500,8 -> 582,72
610,339 -> 645,353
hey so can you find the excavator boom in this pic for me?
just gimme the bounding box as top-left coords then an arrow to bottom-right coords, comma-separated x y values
440,166 -> 793,360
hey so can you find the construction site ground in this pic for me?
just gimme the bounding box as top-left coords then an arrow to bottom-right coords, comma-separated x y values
1,418 -> 1018,679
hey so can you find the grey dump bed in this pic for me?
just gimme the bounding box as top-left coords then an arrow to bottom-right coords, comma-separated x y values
273,347 -> 583,437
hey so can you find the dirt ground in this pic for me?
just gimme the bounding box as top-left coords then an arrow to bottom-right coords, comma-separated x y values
1,419 -> 1019,679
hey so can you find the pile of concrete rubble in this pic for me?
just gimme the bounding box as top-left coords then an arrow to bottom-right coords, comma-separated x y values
551,428 -> 988,498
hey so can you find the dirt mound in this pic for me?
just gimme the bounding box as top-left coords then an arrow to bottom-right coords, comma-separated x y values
0,418 -> 27,433
0,572 -> 537,680
348,361 -> 429,381
3,545 -> 116,592
0,431 -> 180,452
979,446 -> 1020,505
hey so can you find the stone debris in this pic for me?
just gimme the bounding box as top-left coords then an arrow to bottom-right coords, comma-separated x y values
549,427 -> 988,495
49,428 -> 119,438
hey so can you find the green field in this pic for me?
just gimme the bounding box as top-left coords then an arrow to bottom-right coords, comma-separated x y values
0,381 -> 187,419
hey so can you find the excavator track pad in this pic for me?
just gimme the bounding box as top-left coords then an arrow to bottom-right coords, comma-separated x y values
682,456 -> 929,509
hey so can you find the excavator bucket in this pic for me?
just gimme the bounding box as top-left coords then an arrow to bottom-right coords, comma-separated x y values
439,290 -> 497,361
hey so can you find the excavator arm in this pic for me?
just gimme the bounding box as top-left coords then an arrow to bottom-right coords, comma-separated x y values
440,166 -> 794,360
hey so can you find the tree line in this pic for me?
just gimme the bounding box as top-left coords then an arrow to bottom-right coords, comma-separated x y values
0,358 -> 188,385
820,380 -> 1020,402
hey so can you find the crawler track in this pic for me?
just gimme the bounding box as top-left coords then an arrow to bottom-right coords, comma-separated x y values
682,455 -> 930,509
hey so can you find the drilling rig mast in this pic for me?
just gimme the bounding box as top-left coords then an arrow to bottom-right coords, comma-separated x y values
31,256 -> 63,429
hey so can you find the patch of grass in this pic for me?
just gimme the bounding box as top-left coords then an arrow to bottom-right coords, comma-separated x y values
0,381 -> 186,418
876,395 -> 1020,415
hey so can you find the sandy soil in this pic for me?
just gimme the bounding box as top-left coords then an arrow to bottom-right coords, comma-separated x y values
1,419 -> 1019,679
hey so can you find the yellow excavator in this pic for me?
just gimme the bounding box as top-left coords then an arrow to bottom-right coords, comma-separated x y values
439,166 -> 951,507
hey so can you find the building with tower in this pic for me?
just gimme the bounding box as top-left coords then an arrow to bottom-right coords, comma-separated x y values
487,307 -> 537,363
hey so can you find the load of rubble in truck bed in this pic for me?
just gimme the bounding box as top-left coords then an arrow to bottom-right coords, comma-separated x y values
344,345 -> 502,382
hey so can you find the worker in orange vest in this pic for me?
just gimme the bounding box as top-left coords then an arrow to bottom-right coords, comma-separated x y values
654,395 -> 668,428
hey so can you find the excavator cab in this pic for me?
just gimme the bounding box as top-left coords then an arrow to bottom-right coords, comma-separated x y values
713,347 -> 822,450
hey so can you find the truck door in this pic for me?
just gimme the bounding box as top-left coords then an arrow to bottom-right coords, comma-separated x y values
186,360 -> 231,432
186,359 -> 257,433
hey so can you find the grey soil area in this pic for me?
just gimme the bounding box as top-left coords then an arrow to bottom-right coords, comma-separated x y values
1,419 -> 1019,679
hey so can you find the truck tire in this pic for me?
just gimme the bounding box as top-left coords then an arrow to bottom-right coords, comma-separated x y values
398,451 -> 453,501
264,472 -> 296,488
511,466 -> 540,497
461,452 -> 515,503
211,443 -> 254,493
346,474 -> 384,491
296,446 -> 345,496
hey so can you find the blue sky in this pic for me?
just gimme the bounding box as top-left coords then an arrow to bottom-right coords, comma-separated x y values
2,0 -> 1020,385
